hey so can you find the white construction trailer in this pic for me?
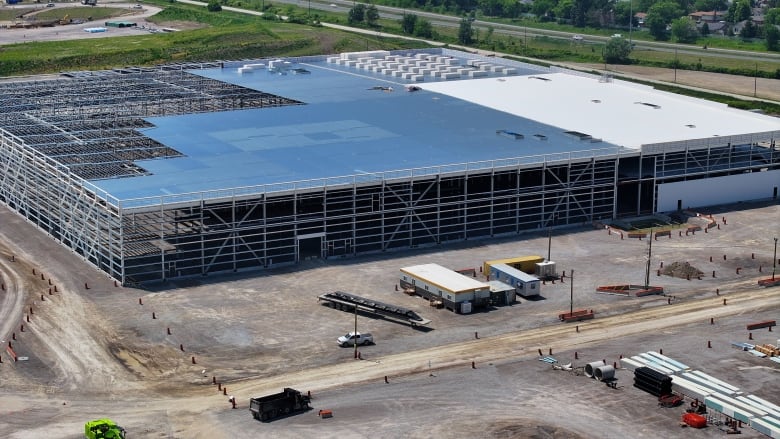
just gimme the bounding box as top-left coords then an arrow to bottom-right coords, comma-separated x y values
400,263 -> 490,313
489,263 -> 542,296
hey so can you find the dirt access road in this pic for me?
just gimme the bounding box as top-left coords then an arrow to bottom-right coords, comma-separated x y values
0,201 -> 778,438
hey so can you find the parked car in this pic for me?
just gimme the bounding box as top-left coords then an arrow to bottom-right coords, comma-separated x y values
337,331 -> 373,347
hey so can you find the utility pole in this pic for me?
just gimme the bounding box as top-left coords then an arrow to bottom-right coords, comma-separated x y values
773,237 -> 778,281
524,26 -> 527,56
628,0 -> 633,46
547,226 -> 552,262
674,47 -> 678,83
354,302 -> 358,359
547,218 -> 553,262
569,270 -> 574,316
754,63 -> 758,97
644,228 -> 653,289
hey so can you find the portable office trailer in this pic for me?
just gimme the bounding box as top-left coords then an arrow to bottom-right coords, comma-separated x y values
487,280 -> 516,306
400,263 -> 490,313
489,263 -> 541,297
483,256 -> 544,275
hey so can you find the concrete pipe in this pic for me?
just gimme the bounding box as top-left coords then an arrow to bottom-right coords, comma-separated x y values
584,361 -> 603,379
594,365 -> 616,382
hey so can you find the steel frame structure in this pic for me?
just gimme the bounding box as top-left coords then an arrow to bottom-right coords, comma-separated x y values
0,61 -> 778,285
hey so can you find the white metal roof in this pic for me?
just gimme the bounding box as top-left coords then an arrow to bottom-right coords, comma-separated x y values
421,73 -> 780,150
400,263 -> 489,293
491,263 -> 539,282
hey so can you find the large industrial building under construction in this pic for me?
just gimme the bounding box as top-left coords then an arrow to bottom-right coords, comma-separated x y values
0,48 -> 778,284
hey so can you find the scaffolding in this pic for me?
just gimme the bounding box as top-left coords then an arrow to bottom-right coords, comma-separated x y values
0,66 -> 303,181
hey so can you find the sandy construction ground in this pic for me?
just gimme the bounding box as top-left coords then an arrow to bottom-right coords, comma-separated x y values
0,5 -> 779,437
0,2 -> 166,45
0,199 -> 778,438
579,63 -> 780,103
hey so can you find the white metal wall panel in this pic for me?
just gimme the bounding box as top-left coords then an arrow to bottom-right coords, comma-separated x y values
657,169 -> 780,212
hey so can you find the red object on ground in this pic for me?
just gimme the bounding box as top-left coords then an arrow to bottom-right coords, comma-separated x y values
658,394 -> 683,407
746,320 -> 776,330
682,413 -> 707,428
558,309 -> 595,322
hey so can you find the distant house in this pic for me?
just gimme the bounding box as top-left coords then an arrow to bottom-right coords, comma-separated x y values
732,19 -> 750,34
634,12 -> 647,27
698,20 -> 727,35
688,11 -> 724,23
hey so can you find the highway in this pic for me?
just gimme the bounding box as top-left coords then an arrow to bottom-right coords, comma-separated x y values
277,0 -> 780,63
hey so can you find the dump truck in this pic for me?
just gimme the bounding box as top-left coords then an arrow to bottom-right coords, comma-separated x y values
249,388 -> 310,422
84,419 -> 126,439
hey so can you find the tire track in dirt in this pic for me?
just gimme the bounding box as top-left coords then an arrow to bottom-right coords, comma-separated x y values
213,284 -> 778,405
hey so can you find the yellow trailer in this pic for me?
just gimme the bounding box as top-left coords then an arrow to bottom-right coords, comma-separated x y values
483,256 -> 544,275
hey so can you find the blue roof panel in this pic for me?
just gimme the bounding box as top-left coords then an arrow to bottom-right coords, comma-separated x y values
91,52 -> 625,202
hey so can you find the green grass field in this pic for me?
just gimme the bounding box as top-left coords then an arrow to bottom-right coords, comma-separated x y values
1,0 -> 777,112
0,8 -> 36,21
0,3 -> 427,76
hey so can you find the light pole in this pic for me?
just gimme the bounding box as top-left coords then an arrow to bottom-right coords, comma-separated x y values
628,0 -> 633,46
754,63 -> 758,97
773,237 -> 778,281
569,270 -> 574,316
354,302 -> 358,359
674,47 -> 678,83
547,213 -> 557,264
644,228 -> 653,289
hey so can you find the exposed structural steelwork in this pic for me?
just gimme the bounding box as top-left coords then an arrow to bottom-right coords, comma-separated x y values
0,50 -> 778,285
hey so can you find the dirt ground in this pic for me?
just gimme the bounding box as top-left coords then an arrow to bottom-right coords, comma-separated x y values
0,2 -> 166,45
0,198 -> 778,438
577,63 -> 780,103
0,6 -> 779,437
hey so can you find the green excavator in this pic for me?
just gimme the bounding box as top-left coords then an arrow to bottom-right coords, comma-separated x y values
84,419 -> 126,439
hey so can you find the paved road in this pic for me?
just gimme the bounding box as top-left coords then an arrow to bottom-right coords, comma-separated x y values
280,0 -> 780,63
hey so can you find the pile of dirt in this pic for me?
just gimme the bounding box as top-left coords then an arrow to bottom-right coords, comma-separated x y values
661,261 -> 703,279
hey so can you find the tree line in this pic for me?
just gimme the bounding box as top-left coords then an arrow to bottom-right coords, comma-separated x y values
346,0 -> 780,50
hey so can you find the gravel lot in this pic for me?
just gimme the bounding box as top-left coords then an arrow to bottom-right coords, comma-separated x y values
0,199 -> 777,438
0,4 -> 778,436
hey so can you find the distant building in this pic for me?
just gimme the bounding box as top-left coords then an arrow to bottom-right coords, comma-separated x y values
699,21 -> 728,35
688,11 -> 726,23
634,12 -> 647,27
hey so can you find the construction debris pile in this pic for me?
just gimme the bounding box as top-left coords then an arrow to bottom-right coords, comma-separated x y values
660,261 -> 703,279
